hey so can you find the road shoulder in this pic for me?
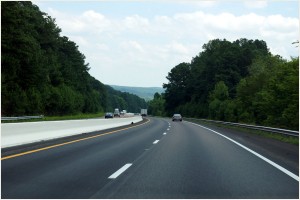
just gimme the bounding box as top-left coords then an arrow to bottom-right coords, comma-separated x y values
185,120 -> 299,175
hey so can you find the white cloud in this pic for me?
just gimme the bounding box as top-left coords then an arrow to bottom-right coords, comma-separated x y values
178,0 -> 218,8
244,1 -> 268,9
120,40 -> 145,53
123,15 -> 150,33
96,43 -> 110,51
168,42 -> 190,55
81,10 -> 111,33
43,7 -> 299,86
69,36 -> 89,47
196,1 -> 218,8
81,10 -> 106,22
265,15 -> 298,33
172,11 -> 298,46
47,8 -> 85,33
47,8 -> 111,34
154,15 -> 172,25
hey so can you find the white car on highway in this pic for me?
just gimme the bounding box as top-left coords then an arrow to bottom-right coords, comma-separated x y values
172,114 -> 182,122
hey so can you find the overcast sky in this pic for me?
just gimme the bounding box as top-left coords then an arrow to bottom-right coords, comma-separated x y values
34,0 -> 299,87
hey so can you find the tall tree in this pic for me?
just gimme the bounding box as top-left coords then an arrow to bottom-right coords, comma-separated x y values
148,93 -> 165,116
1,1 -> 147,116
163,62 -> 191,115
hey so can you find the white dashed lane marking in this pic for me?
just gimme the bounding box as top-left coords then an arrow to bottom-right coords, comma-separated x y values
153,140 -> 159,144
108,163 -> 132,179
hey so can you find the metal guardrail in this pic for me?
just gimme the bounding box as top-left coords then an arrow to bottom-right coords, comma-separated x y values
1,115 -> 44,121
184,118 -> 299,137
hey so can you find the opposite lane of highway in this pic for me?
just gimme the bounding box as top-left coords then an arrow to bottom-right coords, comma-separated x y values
1,116 -> 142,148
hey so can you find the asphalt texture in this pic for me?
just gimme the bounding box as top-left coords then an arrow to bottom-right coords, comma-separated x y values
1,117 -> 299,198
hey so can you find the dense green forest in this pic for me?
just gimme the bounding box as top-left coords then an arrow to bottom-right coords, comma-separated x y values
149,39 -> 298,130
148,92 -> 166,117
1,1 -> 147,116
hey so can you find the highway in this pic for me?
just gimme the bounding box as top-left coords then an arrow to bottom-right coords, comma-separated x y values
1,117 -> 299,198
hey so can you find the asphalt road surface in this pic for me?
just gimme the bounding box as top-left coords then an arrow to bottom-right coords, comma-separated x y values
1,117 -> 298,198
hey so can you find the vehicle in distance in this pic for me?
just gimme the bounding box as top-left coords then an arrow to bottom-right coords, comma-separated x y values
141,109 -> 147,116
105,112 -> 114,119
120,110 -> 127,116
172,114 -> 182,121
114,108 -> 120,117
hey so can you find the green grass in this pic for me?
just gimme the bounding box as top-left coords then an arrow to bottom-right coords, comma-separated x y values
185,118 -> 299,145
1,112 -> 105,123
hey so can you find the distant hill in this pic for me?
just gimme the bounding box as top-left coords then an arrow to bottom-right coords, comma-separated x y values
109,85 -> 164,101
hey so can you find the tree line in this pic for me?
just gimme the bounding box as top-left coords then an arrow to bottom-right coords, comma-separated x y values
1,1 -> 147,116
149,38 -> 298,130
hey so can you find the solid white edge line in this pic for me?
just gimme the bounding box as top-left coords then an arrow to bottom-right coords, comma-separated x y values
108,163 -> 132,179
187,121 -> 299,182
153,140 -> 159,144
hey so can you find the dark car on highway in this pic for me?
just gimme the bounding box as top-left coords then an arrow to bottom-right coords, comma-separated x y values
105,112 -> 114,119
172,114 -> 182,121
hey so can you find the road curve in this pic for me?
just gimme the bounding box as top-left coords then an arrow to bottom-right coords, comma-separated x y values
1,117 -> 298,198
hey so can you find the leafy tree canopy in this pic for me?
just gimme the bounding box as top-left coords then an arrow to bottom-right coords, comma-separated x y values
1,1 -> 146,116
162,38 -> 298,130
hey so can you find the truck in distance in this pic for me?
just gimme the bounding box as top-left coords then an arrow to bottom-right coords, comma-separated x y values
114,108 -> 120,117
141,109 -> 147,116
